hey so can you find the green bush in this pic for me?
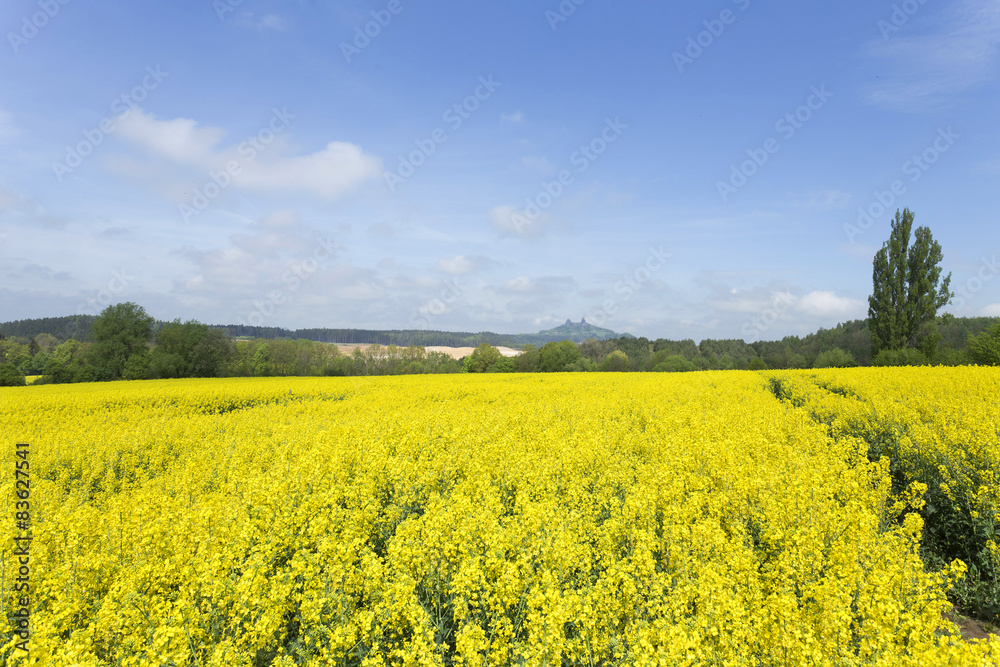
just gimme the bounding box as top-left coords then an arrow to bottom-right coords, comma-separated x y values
932,347 -> 968,367
486,356 -> 515,373
813,348 -> 856,368
0,363 -> 27,387
653,355 -> 696,372
967,322 -> 1000,366
872,348 -> 929,367
599,350 -> 631,372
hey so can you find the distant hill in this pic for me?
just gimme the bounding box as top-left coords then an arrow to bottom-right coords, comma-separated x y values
2,313 -> 993,363
0,315 -> 625,348
534,318 -> 626,343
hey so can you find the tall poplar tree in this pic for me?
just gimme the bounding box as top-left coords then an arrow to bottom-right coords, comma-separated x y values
868,208 -> 952,359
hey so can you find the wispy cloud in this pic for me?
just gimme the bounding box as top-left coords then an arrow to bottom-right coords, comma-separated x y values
863,0 -> 1000,112
435,255 -> 495,275
0,187 -> 68,229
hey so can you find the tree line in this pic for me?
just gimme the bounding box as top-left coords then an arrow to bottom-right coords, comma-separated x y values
0,319 -> 622,349
1,208 -> 998,386
1,308 -> 997,387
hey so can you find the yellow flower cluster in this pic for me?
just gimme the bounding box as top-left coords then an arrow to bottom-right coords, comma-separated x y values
1,371 -> 998,665
770,367 -> 1000,625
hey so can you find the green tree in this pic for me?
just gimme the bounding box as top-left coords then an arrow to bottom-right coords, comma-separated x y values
539,340 -> 581,372
868,209 -> 952,359
252,343 -> 276,377
464,343 -> 502,373
514,344 -> 540,373
0,363 -> 26,387
967,322 -> 1000,366
156,320 -> 233,378
813,348 -> 856,368
871,348 -> 929,367
485,356 -> 515,373
653,355 -> 696,372
599,350 -> 631,372
89,303 -> 155,380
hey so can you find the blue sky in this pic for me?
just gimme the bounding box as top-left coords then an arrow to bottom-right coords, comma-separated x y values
1,0 -> 998,340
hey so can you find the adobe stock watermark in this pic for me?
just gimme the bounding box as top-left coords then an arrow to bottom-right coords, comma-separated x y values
410,279 -> 463,329
238,235 -> 338,327
505,117 -> 628,234
952,254 -> 1000,310
741,292 -> 795,343
383,75 -> 501,192
546,0 -> 587,31
76,268 -> 134,316
717,85 -> 832,202
673,0 -> 752,73
8,0 -> 71,55
585,246 -> 671,326
878,0 -> 931,39
340,0 -> 412,63
213,0 -> 244,21
180,107 -> 294,223
844,127 -> 959,243
52,66 -> 169,182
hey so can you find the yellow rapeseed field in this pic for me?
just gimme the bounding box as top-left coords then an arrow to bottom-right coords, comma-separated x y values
2,370 -> 999,666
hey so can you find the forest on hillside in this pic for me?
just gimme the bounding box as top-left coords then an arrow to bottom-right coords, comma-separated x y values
1,308 -> 998,386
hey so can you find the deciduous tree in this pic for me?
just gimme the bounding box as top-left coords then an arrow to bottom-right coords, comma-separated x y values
868,209 -> 952,359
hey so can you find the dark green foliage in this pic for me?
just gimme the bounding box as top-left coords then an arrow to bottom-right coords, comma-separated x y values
868,209 -> 952,359
967,322 -> 1000,366
871,348 -> 929,367
464,344 -> 503,373
155,320 -> 233,378
652,355 -> 695,372
813,348 -> 856,368
514,344 -> 540,372
122,350 -> 152,380
599,350 -> 630,372
18,351 -> 51,375
484,356 -> 515,373
538,340 -> 582,372
89,303 -> 155,381
0,315 -> 95,341
0,363 -> 26,387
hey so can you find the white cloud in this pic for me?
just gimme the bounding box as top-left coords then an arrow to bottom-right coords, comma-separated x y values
981,303 -> 1000,316
113,109 -> 382,200
237,141 -> 381,198
505,276 -> 534,292
864,0 -> 1000,112
798,290 -> 866,318
116,111 -> 224,164
501,111 -> 524,123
